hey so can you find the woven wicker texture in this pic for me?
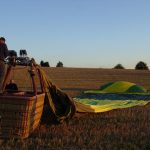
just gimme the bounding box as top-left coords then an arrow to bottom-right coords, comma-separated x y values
0,64 -> 45,139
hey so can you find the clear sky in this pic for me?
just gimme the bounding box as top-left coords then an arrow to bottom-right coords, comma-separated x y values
1,0 -> 150,68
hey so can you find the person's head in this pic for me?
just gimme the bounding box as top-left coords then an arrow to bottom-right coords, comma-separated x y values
10,79 -> 15,84
0,37 -> 6,44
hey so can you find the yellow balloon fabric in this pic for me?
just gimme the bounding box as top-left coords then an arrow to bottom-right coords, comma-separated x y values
74,99 -> 150,113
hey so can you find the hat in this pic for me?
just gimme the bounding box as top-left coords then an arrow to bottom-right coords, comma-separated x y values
0,37 -> 6,42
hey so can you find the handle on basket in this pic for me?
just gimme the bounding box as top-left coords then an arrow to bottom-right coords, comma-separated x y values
29,63 -> 37,96
1,65 -> 13,93
29,60 -> 44,95
2,58 -> 43,96
37,68 -> 44,93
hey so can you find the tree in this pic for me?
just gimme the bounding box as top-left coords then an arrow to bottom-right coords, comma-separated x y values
40,60 -> 50,67
56,61 -> 63,67
40,60 -> 44,66
135,61 -> 149,70
44,62 -> 50,67
114,64 -> 125,69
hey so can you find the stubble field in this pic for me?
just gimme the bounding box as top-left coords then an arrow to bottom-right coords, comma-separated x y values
1,67 -> 150,150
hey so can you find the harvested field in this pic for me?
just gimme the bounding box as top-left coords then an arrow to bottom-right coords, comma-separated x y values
10,67 -> 150,97
43,67 -> 150,97
1,67 -> 150,149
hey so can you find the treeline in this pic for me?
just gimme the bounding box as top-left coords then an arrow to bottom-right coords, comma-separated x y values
8,50 -> 149,70
40,60 -> 63,67
30,59 -> 150,70
40,60 -> 149,70
114,61 -> 149,70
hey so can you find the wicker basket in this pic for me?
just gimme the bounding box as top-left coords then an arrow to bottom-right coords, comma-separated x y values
0,63 -> 45,139
0,92 -> 45,138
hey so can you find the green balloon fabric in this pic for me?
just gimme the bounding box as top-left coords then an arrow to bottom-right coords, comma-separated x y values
100,82 -> 114,91
126,85 -> 147,93
97,81 -> 147,93
76,81 -> 149,113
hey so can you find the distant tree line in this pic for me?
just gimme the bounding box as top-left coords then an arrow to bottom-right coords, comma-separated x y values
113,61 -> 149,70
8,50 -> 148,70
56,61 -> 63,67
8,51 -> 148,70
135,61 -> 149,70
114,64 -> 125,69
40,60 -> 149,70
40,61 -> 50,67
40,60 -> 64,67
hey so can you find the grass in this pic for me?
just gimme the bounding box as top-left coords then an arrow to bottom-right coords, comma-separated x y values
1,67 -> 150,149
1,104 -> 150,149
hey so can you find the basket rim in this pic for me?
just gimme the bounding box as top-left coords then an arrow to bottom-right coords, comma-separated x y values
0,92 -> 45,101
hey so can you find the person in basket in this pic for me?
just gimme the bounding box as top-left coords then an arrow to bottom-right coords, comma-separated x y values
0,37 -> 9,93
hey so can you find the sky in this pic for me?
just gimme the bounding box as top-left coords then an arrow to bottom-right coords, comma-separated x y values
1,0 -> 150,68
